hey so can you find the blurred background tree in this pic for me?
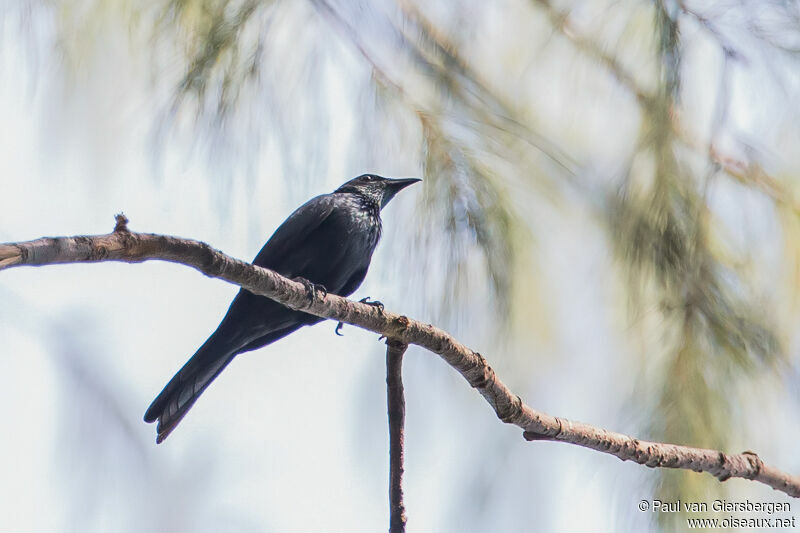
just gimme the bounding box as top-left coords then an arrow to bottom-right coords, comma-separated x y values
3,0 -> 800,531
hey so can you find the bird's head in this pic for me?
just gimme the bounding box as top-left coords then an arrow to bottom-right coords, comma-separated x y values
335,174 -> 421,208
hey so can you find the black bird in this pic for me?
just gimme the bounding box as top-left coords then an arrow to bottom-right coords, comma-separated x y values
144,174 -> 420,443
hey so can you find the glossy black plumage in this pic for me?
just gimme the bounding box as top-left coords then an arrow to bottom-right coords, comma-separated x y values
144,174 -> 420,443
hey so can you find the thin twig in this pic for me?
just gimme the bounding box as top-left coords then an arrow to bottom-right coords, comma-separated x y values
386,339 -> 408,533
529,0 -> 655,108
1,218 -> 799,498
529,0 -> 800,212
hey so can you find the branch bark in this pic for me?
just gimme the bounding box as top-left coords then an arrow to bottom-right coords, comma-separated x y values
2,216 -> 799,498
386,339 -> 408,533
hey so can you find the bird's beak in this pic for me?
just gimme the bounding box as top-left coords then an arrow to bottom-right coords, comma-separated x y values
385,177 -> 422,192
380,177 -> 421,208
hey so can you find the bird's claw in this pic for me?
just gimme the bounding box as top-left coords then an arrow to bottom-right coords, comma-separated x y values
336,298 -> 383,336
294,277 -> 328,303
359,296 -> 384,313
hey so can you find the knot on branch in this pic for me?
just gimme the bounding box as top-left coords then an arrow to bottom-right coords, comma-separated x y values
498,394 -> 523,424
624,439 -> 648,464
90,245 -> 109,260
468,352 -> 494,389
114,213 -> 130,233
386,338 -> 408,351
644,447 -> 669,469
391,315 -> 410,337
198,241 -> 219,271
710,452 -> 732,482
742,451 -> 763,480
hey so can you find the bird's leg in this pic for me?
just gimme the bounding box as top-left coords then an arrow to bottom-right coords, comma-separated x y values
293,277 -> 328,303
359,296 -> 385,314
335,322 -> 345,336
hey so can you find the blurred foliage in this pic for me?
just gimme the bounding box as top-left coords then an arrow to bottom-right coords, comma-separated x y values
11,0 -> 800,530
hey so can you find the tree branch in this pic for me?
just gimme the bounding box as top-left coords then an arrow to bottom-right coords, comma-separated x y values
386,339 -> 408,533
2,216 -> 799,498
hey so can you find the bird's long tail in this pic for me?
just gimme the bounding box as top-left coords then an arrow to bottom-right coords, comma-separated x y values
144,335 -> 237,444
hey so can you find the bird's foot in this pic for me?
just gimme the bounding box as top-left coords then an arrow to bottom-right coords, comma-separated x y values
293,277 -> 327,303
359,296 -> 384,314
335,321 -> 345,336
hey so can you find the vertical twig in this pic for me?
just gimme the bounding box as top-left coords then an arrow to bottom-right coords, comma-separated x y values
386,339 -> 408,533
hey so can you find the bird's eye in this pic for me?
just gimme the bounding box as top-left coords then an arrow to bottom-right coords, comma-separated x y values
364,175 -> 374,181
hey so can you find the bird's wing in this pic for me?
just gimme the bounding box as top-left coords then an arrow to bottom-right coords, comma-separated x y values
251,193 -> 338,274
